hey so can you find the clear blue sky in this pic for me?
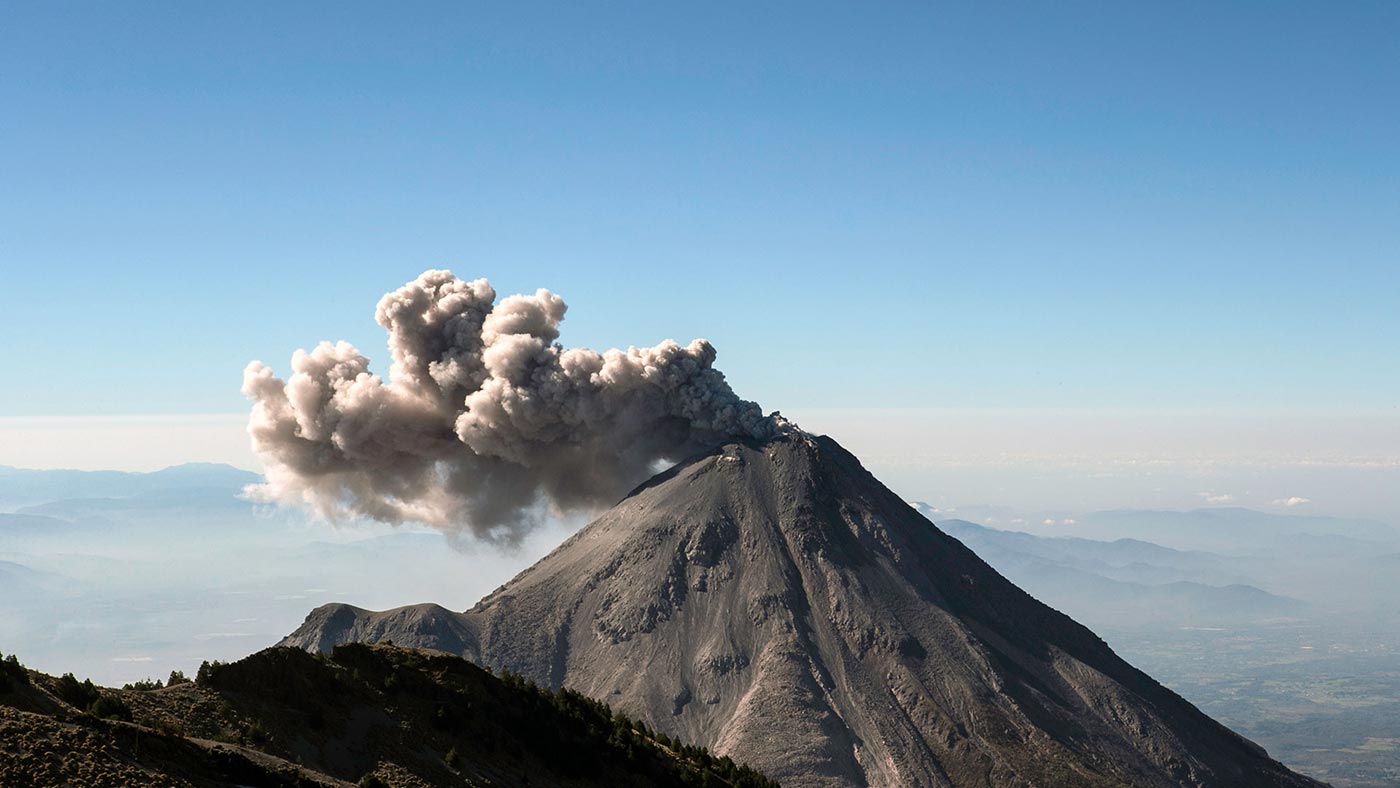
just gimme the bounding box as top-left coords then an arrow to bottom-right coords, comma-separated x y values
3,2 -> 1397,418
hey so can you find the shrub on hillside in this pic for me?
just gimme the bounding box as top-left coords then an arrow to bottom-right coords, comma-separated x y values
123,678 -> 163,691
56,673 -> 101,710
89,695 -> 133,722
195,659 -> 227,685
54,672 -> 134,721
0,653 -> 28,692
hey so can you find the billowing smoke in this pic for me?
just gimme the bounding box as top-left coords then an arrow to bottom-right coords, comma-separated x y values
243,270 -> 786,541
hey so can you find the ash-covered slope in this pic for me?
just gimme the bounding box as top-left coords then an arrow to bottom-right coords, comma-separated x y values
284,432 -> 1323,788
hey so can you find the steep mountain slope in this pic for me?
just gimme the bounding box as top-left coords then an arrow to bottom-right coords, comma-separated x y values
283,432 -> 1324,788
0,644 -> 777,788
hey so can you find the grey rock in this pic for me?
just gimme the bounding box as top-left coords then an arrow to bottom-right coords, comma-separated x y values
283,433 -> 1324,788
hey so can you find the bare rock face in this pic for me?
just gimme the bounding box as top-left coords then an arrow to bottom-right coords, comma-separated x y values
288,602 -> 478,656
282,433 -> 1324,788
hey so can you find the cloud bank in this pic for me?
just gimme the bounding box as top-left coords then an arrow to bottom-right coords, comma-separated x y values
243,270 -> 786,541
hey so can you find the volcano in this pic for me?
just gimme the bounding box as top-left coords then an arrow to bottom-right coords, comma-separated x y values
282,432 -> 1321,788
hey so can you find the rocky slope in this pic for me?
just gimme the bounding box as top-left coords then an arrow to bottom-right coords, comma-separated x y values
283,432 -> 1326,788
0,645 -> 777,787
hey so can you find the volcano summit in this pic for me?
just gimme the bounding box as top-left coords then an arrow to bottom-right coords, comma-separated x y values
284,432 -> 1321,788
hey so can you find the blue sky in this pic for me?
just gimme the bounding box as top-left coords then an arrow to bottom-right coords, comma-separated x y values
3,2 -> 1397,420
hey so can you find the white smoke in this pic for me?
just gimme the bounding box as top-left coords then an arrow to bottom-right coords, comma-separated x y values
243,270 -> 786,541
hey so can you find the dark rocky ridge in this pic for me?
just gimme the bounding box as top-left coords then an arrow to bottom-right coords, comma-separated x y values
283,432 -> 1326,788
0,643 -> 778,787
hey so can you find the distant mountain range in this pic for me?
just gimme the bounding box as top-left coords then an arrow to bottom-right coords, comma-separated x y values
1056,507 -> 1398,554
0,464 -> 287,550
0,463 -> 260,509
0,559 -> 67,596
922,515 -> 1301,627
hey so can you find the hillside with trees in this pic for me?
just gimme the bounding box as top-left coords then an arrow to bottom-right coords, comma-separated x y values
0,644 -> 778,788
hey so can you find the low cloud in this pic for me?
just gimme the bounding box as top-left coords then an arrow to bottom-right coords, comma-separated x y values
1273,496 -> 1311,507
1200,492 -> 1235,504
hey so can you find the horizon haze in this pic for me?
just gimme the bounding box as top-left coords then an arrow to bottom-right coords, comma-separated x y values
2,3 -> 1397,787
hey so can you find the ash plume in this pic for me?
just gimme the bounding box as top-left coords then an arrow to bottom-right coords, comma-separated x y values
243,270 -> 786,541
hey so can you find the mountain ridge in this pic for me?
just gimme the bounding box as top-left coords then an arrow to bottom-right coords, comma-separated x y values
0,643 -> 779,787
0,463 -> 261,510
928,518 -> 1301,626
282,432 -> 1324,788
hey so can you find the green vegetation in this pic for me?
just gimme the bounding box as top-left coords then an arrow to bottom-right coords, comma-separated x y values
490,669 -> 778,788
195,659 -> 227,685
88,695 -> 134,722
369,646 -> 781,788
123,677 -> 163,691
0,652 -> 29,692
1,644 -> 782,788
55,672 -> 132,720
56,672 -> 101,709
119,669 -> 191,691
213,643 -> 783,787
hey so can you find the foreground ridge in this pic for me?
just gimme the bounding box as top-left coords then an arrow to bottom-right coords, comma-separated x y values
0,644 -> 779,787
284,432 -> 1327,788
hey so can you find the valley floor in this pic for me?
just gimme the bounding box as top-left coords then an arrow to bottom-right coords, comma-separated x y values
1106,620 -> 1400,788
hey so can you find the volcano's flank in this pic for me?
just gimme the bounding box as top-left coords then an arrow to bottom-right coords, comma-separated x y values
285,432 -> 1323,788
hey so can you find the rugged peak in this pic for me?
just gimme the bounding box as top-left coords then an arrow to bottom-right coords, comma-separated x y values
282,433 -> 1322,788
290,601 -> 478,657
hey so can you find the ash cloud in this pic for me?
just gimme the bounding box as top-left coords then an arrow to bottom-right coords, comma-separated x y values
243,270 -> 786,541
